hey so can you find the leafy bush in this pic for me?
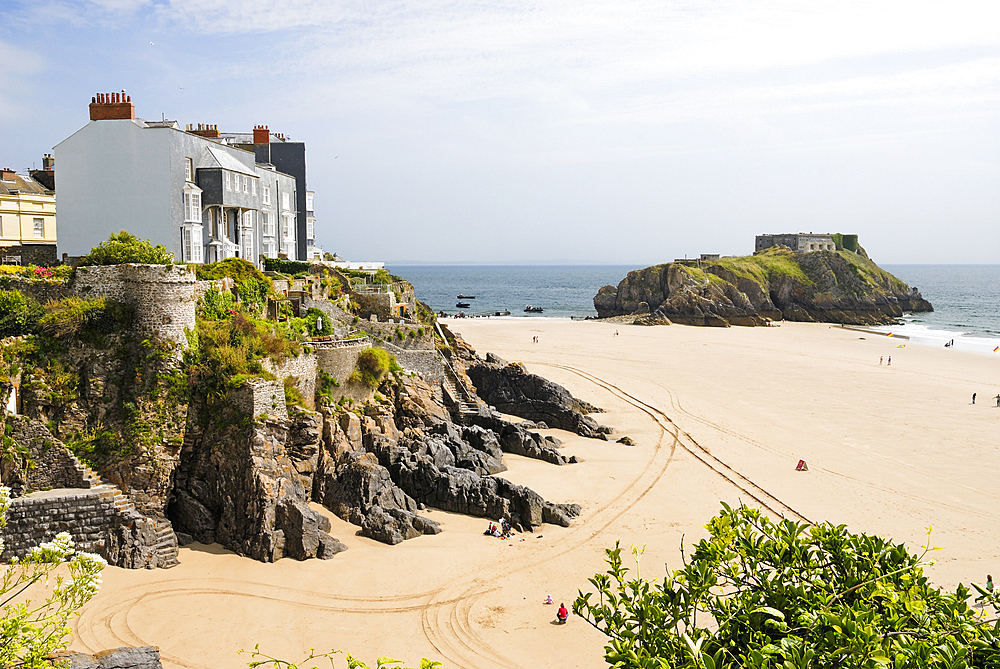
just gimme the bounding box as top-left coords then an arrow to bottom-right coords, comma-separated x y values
263,258 -> 312,275
78,231 -> 173,266
200,287 -> 237,321
283,376 -> 307,410
349,347 -> 400,389
38,297 -> 132,339
575,503 -> 1000,669
0,290 -> 43,337
304,307 -> 334,336
0,265 -> 74,283
196,258 -> 274,313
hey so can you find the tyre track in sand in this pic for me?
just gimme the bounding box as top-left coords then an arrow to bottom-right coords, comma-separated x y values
644,378 -> 998,521
418,362 -> 809,669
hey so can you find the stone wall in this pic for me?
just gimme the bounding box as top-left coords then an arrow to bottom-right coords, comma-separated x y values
0,416 -> 92,496
316,342 -> 371,386
268,353 -> 317,411
0,487 -> 177,569
72,264 -> 196,343
383,345 -> 445,384
231,378 -> 288,421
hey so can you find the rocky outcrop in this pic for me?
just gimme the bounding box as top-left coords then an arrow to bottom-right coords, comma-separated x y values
465,354 -> 611,439
594,249 -> 933,326
168,406 -> 345,562
50,646 -> 163,669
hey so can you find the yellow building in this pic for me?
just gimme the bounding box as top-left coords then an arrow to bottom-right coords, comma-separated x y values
0,167 -> 57,265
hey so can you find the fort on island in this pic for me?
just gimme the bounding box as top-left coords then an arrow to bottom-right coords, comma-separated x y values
755,232 -> 859,253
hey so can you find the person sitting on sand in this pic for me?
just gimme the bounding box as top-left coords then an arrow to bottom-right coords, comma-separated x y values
557,604 -> 569,623
545,594 -> 553,605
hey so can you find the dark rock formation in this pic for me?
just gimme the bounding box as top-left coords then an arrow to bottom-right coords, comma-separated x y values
168,407 -> 345,562
594,249 -> 933,326
50,646 -> 163,669
466,354 -> 611,439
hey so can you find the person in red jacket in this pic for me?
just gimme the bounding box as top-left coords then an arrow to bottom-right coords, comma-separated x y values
557,603 -> 569,624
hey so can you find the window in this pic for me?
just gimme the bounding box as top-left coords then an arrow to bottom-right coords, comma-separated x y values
185,158 -> 194,182
225,172 -> 232,191
282,214 -> 293,239
183,190 -> 202,222
251,179 -> 256,196
306,217 -> 314,241
263,185 -> 271,205
282,192 -> 290,211
183,225 -> 203,263
306,192 -> 314,212
262,212 -> 275,237
33,218 -> 44,238
243,175 -> 248,193
264,241 -> 276,258
243,229 -> 253,259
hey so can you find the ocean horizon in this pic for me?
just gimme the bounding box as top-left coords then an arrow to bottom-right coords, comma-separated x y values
392,263 -> 1000,355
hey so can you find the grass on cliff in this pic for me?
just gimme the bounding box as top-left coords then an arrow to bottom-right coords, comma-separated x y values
348,347 -> 401,389
708,248 -> 814,286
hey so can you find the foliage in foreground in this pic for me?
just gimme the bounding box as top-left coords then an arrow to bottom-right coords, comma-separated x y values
77,230 -> 173,266
349,347 -> 401,389
195,258 -> 275,314
0,486 -> 106,668
575,504 -> 1000,669
240,645 -> 443,669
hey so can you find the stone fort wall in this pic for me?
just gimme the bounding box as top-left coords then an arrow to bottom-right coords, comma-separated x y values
73,264 -> 196,343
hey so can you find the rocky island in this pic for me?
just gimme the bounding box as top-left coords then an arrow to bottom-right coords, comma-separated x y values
594,240 -> 932,327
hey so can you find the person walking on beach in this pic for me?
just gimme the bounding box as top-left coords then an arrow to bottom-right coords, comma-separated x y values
887,356 -> 891,366
880,356 -> 883,365
973,392 -> 977,405
994,394 -> 999,407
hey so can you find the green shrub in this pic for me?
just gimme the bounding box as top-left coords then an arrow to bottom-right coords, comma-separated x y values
200,288 -> 237,320
0,290 -> 43,337
349,347 -> 399,389
38,297 -> 107,339
263,258 -> 312,275
196,259 -> 274,313
576,503 -> 1000,669
283,376 -> 306,410
78,231 -> 173,266
304,307 -> 333,336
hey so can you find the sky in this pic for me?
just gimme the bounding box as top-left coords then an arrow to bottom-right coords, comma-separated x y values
2,0 -> 999,265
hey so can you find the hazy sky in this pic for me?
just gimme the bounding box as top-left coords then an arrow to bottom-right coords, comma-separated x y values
2,1 -> 999,265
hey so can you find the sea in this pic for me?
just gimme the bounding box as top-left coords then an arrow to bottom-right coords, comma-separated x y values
392,264 -> 1000,355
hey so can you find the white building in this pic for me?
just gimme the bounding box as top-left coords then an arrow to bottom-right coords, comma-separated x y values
55,92 -> 300,265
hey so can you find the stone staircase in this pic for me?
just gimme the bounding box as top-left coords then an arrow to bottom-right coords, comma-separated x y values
154,523 -> 180,568
442,375 -> 480,417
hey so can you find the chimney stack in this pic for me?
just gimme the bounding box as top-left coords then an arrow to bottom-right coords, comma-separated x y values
0,168 -> 16,181
89,89 -> 135,121
253,125 -> 270,144
43,154 -> 54,171
188,123 -> 221,138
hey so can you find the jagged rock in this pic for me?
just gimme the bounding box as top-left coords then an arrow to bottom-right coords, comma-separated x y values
465,359 -> 611,439
175,531 -> 193,546
595,249 -> 934,326
617,436 -> 634,445
469,412 -> 571,465
360,506 -> 442,545
50,646 -> 163,669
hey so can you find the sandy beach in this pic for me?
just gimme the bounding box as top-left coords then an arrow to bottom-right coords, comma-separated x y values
69,319 -> 1000,668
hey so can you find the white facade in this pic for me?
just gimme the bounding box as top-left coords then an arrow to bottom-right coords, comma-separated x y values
55,116 -> 299,264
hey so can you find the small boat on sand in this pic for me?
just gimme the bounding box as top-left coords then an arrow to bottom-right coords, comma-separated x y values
456,302 -> 471,308
457,294 -> 476,299
524,305 -> 543,313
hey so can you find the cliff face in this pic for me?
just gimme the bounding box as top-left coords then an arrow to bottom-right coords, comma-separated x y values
594,249 -> 933,326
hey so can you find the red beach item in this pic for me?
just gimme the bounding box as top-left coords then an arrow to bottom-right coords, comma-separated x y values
795,459 -> 808,471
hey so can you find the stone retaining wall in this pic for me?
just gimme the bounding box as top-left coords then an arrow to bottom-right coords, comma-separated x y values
270,353 -> 318,411
316,342 -> 370,386
1,491 -> 115,560
231,379 -> 288,421
1,416 -> 91,496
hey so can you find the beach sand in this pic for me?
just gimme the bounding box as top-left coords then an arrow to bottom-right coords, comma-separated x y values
69,320 -> 1000,668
